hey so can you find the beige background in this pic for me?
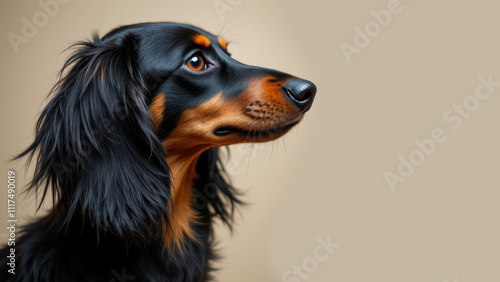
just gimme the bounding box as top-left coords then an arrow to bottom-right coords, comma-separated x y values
1,0 -> 500,281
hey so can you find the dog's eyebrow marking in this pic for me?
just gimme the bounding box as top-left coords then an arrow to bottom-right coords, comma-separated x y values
217,37 -> 228,50
192,34 -> 211,48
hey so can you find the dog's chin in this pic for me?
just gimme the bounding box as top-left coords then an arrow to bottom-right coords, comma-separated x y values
213,120 -> 300,143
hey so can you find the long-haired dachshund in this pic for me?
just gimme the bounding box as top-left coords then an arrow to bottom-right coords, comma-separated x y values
0,22 -> 316,281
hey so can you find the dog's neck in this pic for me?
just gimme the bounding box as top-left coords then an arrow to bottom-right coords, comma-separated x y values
163,144 -> 212,250
150,94 -> 213,249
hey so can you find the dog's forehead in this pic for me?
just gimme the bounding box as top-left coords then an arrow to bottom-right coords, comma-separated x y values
169,25 -> 228,52
104,22 -> 227,52
135,23 -> 229,61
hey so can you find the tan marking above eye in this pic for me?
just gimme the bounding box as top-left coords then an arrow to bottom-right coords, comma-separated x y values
218,37 -> 228,50
192,34 -> 211,48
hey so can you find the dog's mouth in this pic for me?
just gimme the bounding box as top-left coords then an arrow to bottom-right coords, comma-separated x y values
213,120 -> 300,139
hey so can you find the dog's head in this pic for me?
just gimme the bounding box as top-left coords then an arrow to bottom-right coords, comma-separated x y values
103,23 -> 316,153
21,22 -> 316,245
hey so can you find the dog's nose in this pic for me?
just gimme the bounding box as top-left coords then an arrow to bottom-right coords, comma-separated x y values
282,78 -> 317,112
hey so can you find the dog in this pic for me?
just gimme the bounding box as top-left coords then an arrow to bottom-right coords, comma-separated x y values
0,22 -> 316,281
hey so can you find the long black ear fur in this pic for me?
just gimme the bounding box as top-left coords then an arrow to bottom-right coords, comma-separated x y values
17,33 -> 171,243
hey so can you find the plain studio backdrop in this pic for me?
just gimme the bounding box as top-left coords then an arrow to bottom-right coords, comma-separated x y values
1,0 -> 500,281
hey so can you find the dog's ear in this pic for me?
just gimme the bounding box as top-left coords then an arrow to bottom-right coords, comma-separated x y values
18,33 -> 171,243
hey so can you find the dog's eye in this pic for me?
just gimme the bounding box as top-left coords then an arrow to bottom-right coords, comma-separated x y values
186,55 -> 207,71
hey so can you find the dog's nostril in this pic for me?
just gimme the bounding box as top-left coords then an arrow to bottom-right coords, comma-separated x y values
301,91 -> 312,101
282,79 -> 317,112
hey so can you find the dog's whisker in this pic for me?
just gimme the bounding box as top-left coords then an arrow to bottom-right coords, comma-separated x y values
244,111 -> 263,143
